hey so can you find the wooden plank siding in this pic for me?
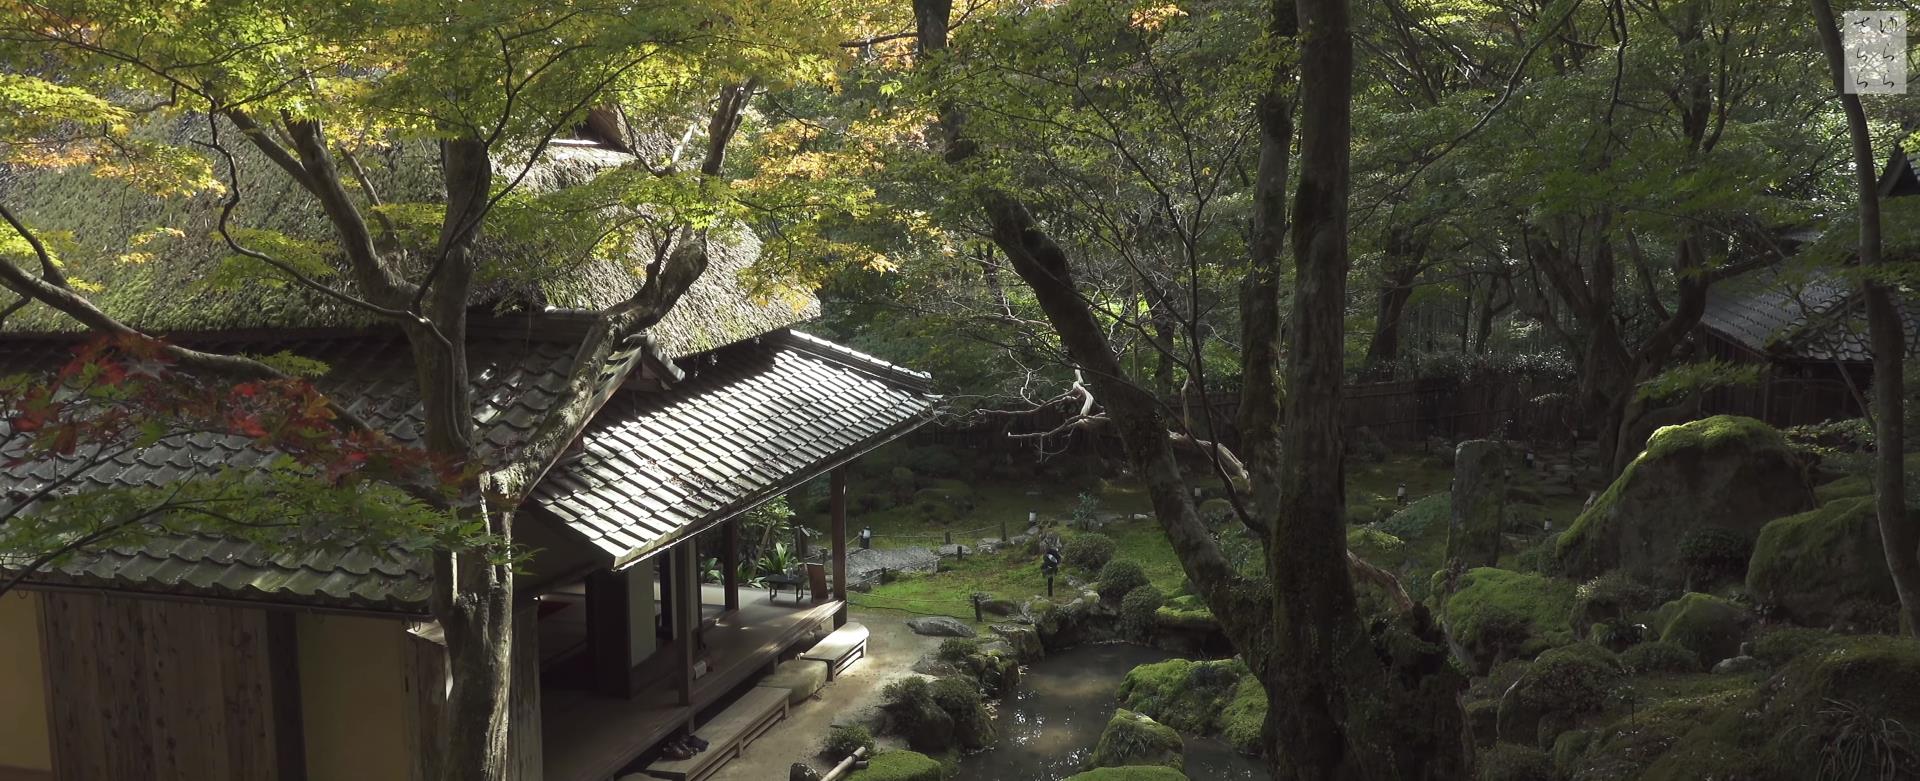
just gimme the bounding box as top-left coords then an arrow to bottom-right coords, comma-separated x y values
37,592 -> 302,781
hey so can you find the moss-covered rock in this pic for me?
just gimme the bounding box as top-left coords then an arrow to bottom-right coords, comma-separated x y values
878,677 -> 955,753
1653,593 -> 1748,664
1556,416 -> 1813,581
1149,596 -> 1229,656
1062,767 -> 1190,781
1089,709 -> 1183,770
1568,571 -> 1664,645
847,750 -> 944,781
1496,643 -> 1624,748
1759,634 -> 1920,757
1749,626 -> 1832,667
1476,743 -> 1554,781
1218,674 -> 1267,755
1443,567 -> 1577,672
1746,495 -> 1899,626
1117,658 -> 1249,735
1555,679 -> 1751,781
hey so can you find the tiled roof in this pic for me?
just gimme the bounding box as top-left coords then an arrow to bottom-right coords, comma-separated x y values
0,328 -> 936,610
0,333 -> 581,612
532,330 -> 938,568
1700,266 -> 1920,363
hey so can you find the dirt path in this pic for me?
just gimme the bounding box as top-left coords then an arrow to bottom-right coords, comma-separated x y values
702,606 -> 946,781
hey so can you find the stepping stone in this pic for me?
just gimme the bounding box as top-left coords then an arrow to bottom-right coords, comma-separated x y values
762,658 -> 829,705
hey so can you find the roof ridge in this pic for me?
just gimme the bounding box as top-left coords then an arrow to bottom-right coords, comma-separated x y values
779,329 -> 934,390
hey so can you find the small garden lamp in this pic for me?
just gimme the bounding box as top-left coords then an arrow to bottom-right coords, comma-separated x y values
859,526 -> 873,550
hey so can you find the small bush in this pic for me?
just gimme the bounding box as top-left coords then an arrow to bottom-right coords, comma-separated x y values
1752,627 -> 1833,667
1677,527 -> 1752,588
847,750 -> 944,781
1619,641 -> 1702,674
1379,493 -> 1451,539
822,724 -> 875,760
1477,743 -> 1555,781
937,637 -> 980,664
1065,533 -> 1117,572
1098,559 -> 1149,601
1120,585 -> 1164,641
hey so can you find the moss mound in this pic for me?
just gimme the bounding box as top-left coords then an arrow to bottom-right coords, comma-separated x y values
1556,416 -> 1812,581
1750,626 -> 1833,667
1477,743 -> 1554,781
1443,567 -> 1577,672
847,750 -> 944,781
1496,643 -> 1624,748
1089,709 -> 1183,770
1619,641 -> 1702,674
1117,658 -> 1254,736
1747,495 -> 1898,626
1062,767 -> 1190,781
1152,595 -> 1219,632
1653,593 -> 1747,664
1555,679 -> 1752,781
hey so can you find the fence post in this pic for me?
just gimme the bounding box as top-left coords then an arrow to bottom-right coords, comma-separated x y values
972,594 -> 983,622
1000,518 -> 1008,542
944,531 -> 953,546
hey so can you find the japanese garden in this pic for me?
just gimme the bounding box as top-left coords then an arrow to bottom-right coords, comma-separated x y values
1,1 -> 1919,780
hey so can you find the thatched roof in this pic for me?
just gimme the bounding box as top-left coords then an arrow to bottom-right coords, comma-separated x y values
0,121 -> 815,358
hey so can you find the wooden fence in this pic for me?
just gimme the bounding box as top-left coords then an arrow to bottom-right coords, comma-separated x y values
909,375 -> 1576,454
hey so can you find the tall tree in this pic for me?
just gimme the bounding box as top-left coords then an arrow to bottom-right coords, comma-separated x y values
1807,0 -> 1920,634
0,2 -> 848,776
901,0 -> 1469,777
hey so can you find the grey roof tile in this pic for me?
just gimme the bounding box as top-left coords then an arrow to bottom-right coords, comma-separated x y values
1702,265 -> 1920,363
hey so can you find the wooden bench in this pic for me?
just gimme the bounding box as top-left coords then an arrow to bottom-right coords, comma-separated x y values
641,687 -> 790,781
798,622 -> 868,681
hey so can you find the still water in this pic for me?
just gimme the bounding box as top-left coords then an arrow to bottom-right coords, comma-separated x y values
951,643 -> 1269,781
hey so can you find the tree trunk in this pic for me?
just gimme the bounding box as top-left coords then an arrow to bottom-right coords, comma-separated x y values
423,137 -> 518,781
1361,229 -> 1425,378
1272,0 -> 1468,776
1270,0 -> 1374,775
1236,0 -> 1296,528
1810,0 -> 1920,634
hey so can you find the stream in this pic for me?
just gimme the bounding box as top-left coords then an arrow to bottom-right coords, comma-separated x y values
952,643 -> 1270,781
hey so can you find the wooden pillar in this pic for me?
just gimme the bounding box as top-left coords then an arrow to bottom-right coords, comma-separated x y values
831,465 -> 849,626
585,569 -> 636,699
674,544 -> 697,707
722,518 -> 741,613
507,601 -> 544,781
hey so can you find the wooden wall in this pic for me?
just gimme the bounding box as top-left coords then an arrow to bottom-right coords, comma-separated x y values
0,592 -> 50,777
37,592 -> 302,781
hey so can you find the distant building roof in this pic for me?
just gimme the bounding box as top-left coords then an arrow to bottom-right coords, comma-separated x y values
0,328 -> 935,613
1699,265 -> 1920,363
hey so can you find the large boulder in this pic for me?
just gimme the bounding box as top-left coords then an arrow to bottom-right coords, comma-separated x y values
904,616 -> 975,638
1496,643 -> 1624,748
1442,567 -> 1577,673
1450,440 -> 1511,568
1652,593 -> 1748,664
1555,416 -> 1812,581
1746,495 -> 1900,626
988,622 -> 1045,661
1116,657 -> 1266,755
1089,709 -> 1184,770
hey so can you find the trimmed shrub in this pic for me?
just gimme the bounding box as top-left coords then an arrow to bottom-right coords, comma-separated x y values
1119,584 -> 1164,641
931,676 -> 997,750
1619,641 -> 1702,674
1380,493 -> 1451,539
879,677 -> 953,753
1065,533 -> 1117,572
1569,571 -> 1663,640
936,637 -> 980,664
1477,743 -> 1554,781
821,724 -> 875,760
1677,527 -> 1752,588
1097,559 -> 1149,602
1496,643 -> 1624,748
1654,593 -> 1747,664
